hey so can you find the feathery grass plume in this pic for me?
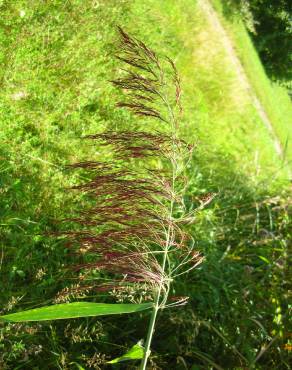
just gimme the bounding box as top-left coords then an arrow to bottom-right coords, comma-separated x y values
63,27 -> 204,369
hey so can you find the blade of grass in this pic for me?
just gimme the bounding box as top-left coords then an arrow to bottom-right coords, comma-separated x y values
108,342 -> 144,363
0,302 -> 153,322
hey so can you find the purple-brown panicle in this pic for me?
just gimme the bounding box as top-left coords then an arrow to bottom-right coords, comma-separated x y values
56,27 -> 202,304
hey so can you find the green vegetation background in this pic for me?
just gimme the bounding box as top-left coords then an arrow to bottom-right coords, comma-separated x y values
0,0 -> 290,369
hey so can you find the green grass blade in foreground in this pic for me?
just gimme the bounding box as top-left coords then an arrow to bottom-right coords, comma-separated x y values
108,342 -> 144,363
0,302 -> 153,322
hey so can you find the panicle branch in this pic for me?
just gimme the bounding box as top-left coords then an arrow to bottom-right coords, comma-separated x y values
58,27 -> 203,306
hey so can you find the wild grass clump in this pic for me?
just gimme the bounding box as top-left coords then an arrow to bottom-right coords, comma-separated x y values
58,27 -> 203,368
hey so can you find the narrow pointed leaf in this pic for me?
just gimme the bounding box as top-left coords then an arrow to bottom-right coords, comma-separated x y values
0,302 -> 153,322
108,342 -> 144,364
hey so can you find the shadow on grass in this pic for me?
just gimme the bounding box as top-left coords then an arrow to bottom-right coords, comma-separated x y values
150,149 -> 290,369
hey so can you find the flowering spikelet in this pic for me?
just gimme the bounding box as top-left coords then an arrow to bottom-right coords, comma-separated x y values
60,27 -> 203,304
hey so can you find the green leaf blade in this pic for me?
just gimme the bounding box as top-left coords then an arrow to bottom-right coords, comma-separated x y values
0,302 -> 153,322
108,342 -> 144,364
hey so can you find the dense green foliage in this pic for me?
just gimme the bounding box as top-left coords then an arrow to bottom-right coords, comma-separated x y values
0,0 -> 291,369
249,0 -> 291,82
223,0 -> 292,82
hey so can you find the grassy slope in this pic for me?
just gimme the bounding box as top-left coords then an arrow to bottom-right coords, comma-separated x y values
0,0 -> 290,368
131,0 -> 290,181
212,0 -> 292,167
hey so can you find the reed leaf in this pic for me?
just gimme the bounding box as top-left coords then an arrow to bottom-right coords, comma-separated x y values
0,302 -> 153,322
107,342 -> 144,364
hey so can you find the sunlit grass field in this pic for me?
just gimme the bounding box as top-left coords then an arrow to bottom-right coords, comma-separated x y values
0,0 -> 290,368
212,0 -> 292,167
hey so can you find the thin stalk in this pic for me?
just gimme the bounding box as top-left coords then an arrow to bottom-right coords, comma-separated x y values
140,231 -> 174,370
140,249 -> 168,370
140,128 -> 176,370
140,221 -> 173,369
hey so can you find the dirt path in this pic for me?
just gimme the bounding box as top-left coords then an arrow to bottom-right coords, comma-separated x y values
198,0 -> 285,161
